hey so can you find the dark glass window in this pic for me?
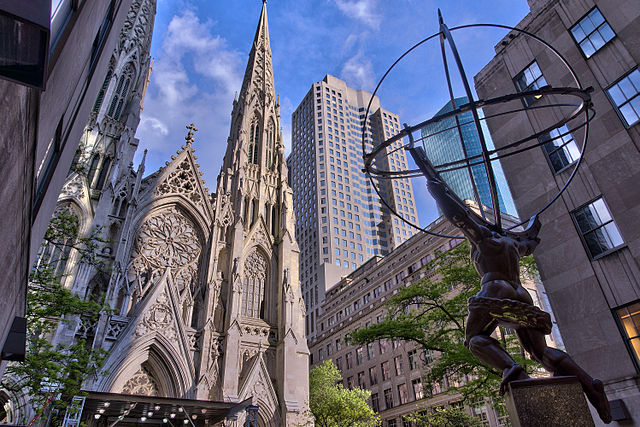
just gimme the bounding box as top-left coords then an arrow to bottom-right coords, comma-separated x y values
539,125 -> 580,173
571,197 -> 623,259
371,393 -> 379,412
614,302 -> 640,372
383,388 -> 393,409
107,65 -> 133,120
369,366 -> 378,385
607,68 -> 640,128
570,8 -> 615,58
514,61 -> 547,107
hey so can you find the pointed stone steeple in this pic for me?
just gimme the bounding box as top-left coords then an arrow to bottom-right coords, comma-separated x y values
199,3 -> 310,425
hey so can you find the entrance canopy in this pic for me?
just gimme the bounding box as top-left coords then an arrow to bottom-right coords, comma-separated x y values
78,391 -> 252,426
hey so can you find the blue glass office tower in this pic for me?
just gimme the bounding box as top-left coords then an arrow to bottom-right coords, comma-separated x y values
421,96 -> 516,215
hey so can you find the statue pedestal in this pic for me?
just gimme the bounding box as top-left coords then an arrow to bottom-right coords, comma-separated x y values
505,376 -> 594,427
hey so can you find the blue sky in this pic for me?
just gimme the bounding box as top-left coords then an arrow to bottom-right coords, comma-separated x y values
134,0 -> 531,227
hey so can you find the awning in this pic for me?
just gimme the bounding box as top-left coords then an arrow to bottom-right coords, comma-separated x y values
77,391 -> 253,426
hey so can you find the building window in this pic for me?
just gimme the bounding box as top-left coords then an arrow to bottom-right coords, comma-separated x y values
248,120 -> 261,164
356,347 -> 363,365
358,371 -> 366,388
394,356 -> 403,375
412,378 -> 423,400
371,393 -> 379,412
398,384 -> 408,405
369,367 -> 378,385
614,302 -> 640,372
379,339 -> 388,354
346,376 -> 354,389
383,388 -> 393,409
513,61 -> 547,107
335,357 -> 343,371
346,351 -> 353,369
408,350 -> 418,370
540,125 -> 580,174
107,64 -> 133,120
571,197 -> 623,259
607,68 -> 640,128
381,361 -> 390,381
367,342 -> 375,360
241,251 -> 267,318
89,0 -> 114,72
570,8 -> 615,58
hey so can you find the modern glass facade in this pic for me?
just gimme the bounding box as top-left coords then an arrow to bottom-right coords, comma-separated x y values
420,96 -> 515,215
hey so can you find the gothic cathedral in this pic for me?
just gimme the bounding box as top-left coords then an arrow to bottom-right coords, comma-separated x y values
22,1 -> 309,425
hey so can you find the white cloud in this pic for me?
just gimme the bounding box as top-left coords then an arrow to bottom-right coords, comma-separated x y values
340,51 -> 375,92
134,10 -> 244,188
334,0 -> 381,29
139,117 -> 169,136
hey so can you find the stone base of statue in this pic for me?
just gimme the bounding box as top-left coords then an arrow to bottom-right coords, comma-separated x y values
505,376 -> 595,427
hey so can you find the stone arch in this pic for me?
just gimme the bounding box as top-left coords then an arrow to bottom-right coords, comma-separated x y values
103,335 -> 192,399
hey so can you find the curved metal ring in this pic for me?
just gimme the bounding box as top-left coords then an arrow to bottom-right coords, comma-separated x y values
361,22 -> 592,239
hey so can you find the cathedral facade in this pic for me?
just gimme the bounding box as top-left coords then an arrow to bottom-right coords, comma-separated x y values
5,1 -> 309,425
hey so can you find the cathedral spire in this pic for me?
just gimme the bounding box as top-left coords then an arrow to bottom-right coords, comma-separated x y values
234,0 -> 275,115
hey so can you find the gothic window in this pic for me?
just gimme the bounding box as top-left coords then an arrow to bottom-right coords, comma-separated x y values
107,64 -> 134,120
35,204 -> 80,279
248,119 -> 260,164
127,207 -> 202,305
93,66 -> 113,113
94,156 -> 112,190
266,119 -> 275,169
87,154 -> 100,185
242,251 -> 267,319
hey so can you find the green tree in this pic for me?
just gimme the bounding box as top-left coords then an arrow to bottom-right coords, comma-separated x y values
404,406 -> 481,427
1,211 -> 110,425
347,241 -> 536,403
308,360 -> 380,427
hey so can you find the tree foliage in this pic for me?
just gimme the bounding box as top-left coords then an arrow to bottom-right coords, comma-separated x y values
1,211 -> 110,424
308,360 -> 380,427
347,241 -> 536,403
403,406 -> 481,427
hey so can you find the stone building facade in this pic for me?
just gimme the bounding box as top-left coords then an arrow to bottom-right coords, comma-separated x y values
0,0 -> 137,376
1,2 -> 309,425
309,215 -> 562,427
288,75 -> 419,340
474,0 -> 640,422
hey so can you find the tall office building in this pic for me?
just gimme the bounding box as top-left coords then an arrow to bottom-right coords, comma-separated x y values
475,0 -> 640,421
288,75 -> 419,339
421,96 -> 515,215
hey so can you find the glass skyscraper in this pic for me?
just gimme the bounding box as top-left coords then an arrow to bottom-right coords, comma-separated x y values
421,96 -> 516,215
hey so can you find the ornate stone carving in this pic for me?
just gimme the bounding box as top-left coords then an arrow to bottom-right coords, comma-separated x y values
61,175 -> 84,199
105,318 -> 129,340
155,158 -> 205,209
216,192 -> 234,228
121,367 -> 159,396
135,291 -> 178,342
128,206 -> 201,294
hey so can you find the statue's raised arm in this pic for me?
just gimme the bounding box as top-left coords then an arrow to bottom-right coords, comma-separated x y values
412,146 -> 490,243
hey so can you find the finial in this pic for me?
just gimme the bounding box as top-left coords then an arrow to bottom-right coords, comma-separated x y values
185,123 -> 198,144
438,9 -> 444,25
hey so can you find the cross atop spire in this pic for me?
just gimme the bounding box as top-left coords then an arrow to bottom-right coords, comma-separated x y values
185,123 -> 198,144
